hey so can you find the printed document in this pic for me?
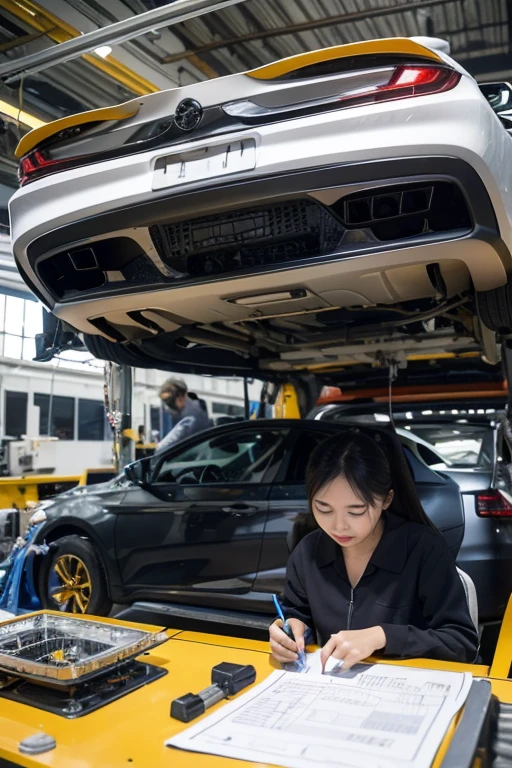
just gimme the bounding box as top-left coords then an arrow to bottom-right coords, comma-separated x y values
167,662 -> 471,768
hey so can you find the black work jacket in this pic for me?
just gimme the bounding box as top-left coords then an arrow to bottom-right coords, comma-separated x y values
282,511 -> 479,663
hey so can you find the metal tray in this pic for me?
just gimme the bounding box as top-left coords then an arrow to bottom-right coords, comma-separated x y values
0,612 -> 167,684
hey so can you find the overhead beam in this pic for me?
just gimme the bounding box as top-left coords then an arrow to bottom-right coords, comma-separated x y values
0,29 -> 51,52
0,0 -> 249,83
162,0 -> 454,63
0,0 -> 160,95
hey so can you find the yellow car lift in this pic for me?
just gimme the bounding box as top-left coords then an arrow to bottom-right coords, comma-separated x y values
272,383 -> 302,419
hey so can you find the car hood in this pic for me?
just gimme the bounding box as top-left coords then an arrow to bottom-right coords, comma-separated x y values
33,478 -> 130,517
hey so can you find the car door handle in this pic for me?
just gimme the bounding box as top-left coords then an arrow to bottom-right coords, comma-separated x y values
222,504 -> 258,516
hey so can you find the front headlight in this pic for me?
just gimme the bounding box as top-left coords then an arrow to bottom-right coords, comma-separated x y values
28,509 -> 47,526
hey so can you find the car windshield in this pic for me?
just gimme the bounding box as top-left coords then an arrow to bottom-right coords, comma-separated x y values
319,405 -> 502,469
407,425 -> 493,468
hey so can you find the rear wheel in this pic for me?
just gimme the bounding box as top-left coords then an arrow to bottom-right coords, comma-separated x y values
38,535 -> 112,616
477,281 -> 512,334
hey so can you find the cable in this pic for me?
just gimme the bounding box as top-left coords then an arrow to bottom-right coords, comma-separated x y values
16,75 -> 25,142
388,360 -> 398,428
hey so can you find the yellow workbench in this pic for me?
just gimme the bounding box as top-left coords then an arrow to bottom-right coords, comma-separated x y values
0,614 -> 492,768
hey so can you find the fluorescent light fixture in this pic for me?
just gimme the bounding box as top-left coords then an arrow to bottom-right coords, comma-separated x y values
94,46 -> 112,58
0,99 -> 45,129
421,410 -> 433,415
405,411 -> 413,420
15,2 -> 36,16
374,413 -> 390,422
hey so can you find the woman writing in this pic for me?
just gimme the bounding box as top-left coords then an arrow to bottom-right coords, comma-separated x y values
269,429 -> 478,671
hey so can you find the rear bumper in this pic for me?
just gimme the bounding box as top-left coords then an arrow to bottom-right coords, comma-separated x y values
10,77 -> 512,312
457,501 -> 512,622
12,157 -> 512,342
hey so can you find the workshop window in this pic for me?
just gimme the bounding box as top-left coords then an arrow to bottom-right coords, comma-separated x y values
4,391 -> 27,437
78,399 -> 108,441
0,295 -> 40,361
34,393 -> 75,440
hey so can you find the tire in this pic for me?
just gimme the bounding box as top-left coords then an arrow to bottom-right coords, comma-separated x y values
38,535 -> 112,616
477,281 -> 512,334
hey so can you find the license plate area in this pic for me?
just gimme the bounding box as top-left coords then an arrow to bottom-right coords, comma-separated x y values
153,139 -> 256,190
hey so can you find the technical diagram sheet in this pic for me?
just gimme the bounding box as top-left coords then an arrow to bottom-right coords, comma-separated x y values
166,663 -> 472,768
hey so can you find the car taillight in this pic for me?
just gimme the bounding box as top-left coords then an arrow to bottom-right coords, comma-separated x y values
18,148 -> 84,187
476,490 -> 512,517
224,64 -> 461,122
348,65 -> 460,105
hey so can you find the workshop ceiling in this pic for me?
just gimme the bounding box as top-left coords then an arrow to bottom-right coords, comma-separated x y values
0,0 -> 509,186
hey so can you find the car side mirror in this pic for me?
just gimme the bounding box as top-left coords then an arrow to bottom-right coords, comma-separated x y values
124,458 -> 150,486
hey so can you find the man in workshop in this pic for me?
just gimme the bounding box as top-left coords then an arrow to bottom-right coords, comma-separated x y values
156,376 -> 212,453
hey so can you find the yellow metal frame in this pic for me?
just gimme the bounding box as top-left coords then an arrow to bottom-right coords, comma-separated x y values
490,592 -> 512,679
15,102 -> 140,158
248,37 -> 443,80
0,474 -> 81,509
0,468 -> 121,508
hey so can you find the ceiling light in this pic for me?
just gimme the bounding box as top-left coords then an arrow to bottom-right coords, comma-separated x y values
94,46 -> 112,58
15,2 -> 36,16
0,100 -> 45,129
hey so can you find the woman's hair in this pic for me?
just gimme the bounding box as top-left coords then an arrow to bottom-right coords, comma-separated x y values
306,428 -> 435,527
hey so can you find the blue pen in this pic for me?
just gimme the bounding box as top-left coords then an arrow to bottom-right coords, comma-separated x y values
272,594 -> 307,665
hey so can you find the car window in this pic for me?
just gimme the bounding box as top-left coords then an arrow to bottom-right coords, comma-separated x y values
153,429 -> 288,484
410,425 -> 494,469
317,407 -> 498,470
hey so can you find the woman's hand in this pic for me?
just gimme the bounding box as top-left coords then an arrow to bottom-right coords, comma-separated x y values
320,626 -> 386,672
269,618 -> 307,663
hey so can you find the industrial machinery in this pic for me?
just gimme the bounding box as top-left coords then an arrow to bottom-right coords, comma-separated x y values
0,612 -> 167,723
